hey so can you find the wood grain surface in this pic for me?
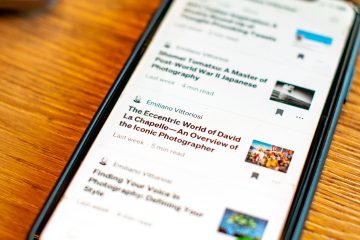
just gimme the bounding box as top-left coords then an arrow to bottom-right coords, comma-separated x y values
0,0 -> 359,239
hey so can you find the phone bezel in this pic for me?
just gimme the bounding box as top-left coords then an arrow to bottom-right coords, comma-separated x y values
28,1 -> 360,239
283,5 -> 360,239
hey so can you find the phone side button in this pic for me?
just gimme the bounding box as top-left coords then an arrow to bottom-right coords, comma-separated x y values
344,68 -> 355,104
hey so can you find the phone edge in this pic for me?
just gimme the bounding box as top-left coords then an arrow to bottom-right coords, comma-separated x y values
286,5 -> 360,240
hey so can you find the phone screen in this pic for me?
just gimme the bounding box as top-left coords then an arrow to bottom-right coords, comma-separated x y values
39,0 -> 355,239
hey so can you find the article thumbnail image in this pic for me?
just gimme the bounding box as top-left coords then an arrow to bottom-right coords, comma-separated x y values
218,208 -> 267,240
245,140 -> 294,173
270,81 -> 315,110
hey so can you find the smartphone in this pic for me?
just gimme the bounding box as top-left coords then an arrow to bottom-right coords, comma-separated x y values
29,0 -> 360,239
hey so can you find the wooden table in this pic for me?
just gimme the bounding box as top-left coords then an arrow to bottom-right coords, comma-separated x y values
0,1 -> 359,239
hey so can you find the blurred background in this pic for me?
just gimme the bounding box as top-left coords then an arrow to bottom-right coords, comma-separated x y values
0,0 -> 359,239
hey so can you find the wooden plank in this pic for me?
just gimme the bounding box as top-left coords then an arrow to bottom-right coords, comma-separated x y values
0,0 -> 359,239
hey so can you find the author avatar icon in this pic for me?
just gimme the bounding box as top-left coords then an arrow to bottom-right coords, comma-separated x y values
133,96 -> 141,104
99,157 -> 107,166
